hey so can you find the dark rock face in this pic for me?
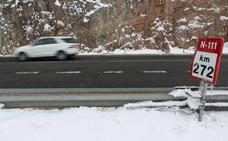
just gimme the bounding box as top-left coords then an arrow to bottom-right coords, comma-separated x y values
0,0 -> 227,55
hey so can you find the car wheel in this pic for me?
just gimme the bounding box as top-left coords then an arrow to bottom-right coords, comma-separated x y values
18,52 -> 28,61
57,51 -> 67,60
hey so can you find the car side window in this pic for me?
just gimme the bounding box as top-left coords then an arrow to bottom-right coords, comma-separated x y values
34,38 -> 57,46
61,38 -> 76,43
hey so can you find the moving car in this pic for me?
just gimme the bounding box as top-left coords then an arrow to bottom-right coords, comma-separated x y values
13,36 -> 80,61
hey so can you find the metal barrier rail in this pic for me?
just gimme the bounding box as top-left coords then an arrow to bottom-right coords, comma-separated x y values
0,88 -> 178,108
0,87 -> 228,108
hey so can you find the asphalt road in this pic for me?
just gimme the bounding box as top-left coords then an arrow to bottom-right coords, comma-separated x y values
0,55 -> 227,88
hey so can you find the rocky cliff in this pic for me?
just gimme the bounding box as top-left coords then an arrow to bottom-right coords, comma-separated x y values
0,0 -> 227,55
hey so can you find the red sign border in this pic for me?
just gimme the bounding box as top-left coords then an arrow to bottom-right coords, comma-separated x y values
190,37 -> 224,85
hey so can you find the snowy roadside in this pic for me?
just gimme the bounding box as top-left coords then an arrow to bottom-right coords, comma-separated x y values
78,42 -> 228,55
0,105 -> 228,141
1,89 -> 228,141
125,89 -> 228,110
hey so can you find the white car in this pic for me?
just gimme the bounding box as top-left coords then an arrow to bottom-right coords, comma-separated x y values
14,36 -> 80,61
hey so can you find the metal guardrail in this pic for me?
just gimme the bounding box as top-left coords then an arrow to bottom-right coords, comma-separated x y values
0,87 -> 228,108
0,88 -> 174,94
0,88 -> 178,108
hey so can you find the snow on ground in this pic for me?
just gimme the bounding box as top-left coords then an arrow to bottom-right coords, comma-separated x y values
1,88 -> 228,141
79,46 -> 195,55
79,42 -> 228,55
0,106 -> 228,141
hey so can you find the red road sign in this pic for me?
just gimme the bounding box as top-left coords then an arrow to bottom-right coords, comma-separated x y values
191,38 -> 224,85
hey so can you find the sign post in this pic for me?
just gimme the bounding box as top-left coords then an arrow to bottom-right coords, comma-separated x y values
198,80 -> 207,122
191,37 -> 224,122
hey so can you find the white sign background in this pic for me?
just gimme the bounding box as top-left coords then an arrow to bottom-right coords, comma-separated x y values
192,51 -> 217,82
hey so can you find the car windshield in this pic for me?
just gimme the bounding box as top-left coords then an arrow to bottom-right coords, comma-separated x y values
61,38 -> 76,43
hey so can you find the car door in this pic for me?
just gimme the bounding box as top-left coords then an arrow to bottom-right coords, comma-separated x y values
29,38 -> 57,57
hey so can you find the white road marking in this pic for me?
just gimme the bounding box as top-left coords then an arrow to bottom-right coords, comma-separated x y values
56,71 -> 81,74
104,71 -> 123,74
185,70 -> 191,73
16,71 -> 39,75
143,70 -> 167,74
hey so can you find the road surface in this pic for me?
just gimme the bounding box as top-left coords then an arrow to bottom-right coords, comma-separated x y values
0,55 -> 227,88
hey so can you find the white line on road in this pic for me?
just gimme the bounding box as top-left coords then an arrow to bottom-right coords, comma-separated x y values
16,71 -> 40,75
56,71 -> 81,74
185,70 -> 191,73
104,71 -> 123,74
143,70 -> 167,74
